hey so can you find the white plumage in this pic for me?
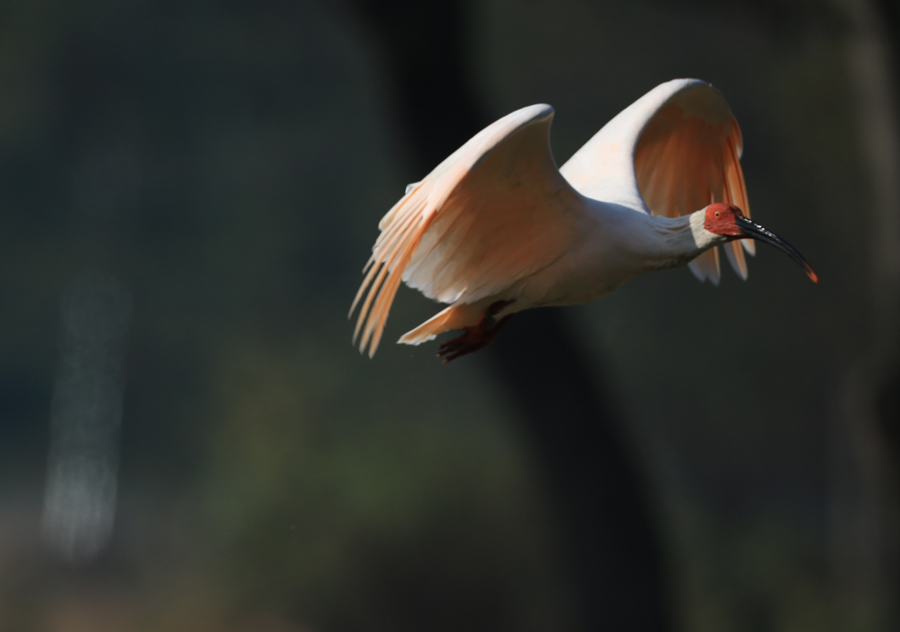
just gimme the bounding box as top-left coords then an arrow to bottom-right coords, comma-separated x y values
351,79 -> 816,361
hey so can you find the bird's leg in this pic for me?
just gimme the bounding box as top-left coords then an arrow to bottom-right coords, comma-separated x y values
437,300 -> 514,363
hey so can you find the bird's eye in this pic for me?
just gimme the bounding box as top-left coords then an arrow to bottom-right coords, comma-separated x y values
714,211 -> 720,218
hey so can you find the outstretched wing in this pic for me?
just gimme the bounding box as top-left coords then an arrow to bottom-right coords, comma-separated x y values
351,104 -> 580,357
561,78 -> 753,285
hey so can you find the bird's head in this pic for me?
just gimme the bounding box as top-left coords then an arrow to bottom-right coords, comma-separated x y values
703,203 -> 745,237
703,202 -> 818,283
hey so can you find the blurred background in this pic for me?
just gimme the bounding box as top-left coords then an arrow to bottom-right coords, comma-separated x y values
0,0 -> 898,630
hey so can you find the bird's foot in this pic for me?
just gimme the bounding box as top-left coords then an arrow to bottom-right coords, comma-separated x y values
437,300 -> 514,363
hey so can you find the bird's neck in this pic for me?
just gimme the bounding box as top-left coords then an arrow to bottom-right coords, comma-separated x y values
643,211 -> 727,270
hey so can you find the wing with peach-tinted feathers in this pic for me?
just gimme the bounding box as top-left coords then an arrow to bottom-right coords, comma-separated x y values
634,84 -> 754,284
562,79 -> 754,285
350,104 -> 580,357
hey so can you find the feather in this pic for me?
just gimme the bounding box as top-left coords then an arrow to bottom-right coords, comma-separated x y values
350,103 -> 577,356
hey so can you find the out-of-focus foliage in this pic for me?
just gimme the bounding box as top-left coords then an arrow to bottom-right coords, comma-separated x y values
0,1 -> 572,629
475,1 -> 876,629
0,0 -> 892,630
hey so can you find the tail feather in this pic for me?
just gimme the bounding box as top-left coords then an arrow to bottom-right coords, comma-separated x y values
398,303 -> 481,346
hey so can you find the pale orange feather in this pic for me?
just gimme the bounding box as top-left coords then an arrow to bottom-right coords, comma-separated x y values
633,86 -> 752,285
351,104 -> 579,357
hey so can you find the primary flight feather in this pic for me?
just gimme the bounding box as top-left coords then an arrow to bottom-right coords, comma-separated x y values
351,79 -> 817,362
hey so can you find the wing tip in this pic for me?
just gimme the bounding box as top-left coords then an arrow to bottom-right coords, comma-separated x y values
688,248 -> 721,286
511,103 -> 555,126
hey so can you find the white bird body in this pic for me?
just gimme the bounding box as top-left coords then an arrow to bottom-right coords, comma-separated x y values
351,79 -> 816,361
488,203 -> 715,312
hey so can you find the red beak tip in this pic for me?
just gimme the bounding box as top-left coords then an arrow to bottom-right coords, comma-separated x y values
808,270 -> 819,284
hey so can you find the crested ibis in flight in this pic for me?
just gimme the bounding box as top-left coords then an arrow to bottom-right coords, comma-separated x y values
351,79 -> 818,362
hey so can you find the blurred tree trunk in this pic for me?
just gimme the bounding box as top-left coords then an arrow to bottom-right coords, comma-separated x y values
832,0 -> 900,629
343,2 -> 669,631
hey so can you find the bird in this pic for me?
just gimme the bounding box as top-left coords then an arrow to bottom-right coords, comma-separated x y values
350,78 -> 817,362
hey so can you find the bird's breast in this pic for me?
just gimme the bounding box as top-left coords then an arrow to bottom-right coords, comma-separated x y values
516,230 -> 642,308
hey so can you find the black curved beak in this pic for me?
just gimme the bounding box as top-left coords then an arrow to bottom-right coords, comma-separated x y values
735,215 -> 818,283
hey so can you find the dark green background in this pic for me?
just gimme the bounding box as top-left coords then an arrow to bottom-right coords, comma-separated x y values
0,0 -> 896,631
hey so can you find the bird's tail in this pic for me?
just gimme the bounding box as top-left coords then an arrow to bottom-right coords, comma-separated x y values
398,302 -> 482,346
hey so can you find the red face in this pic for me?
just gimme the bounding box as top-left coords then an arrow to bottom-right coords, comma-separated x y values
704,203 -> 745,237
702,202 -> 819,283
